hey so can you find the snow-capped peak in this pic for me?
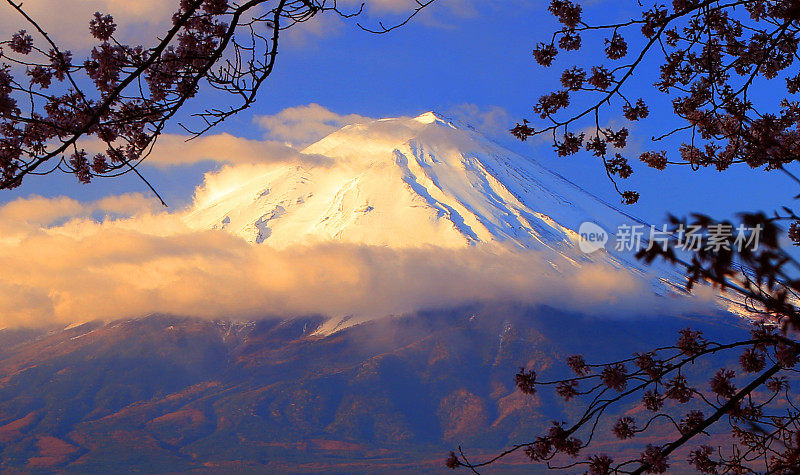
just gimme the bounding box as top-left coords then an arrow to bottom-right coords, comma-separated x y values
183,112 -> 640,254
413,111 -> 447,124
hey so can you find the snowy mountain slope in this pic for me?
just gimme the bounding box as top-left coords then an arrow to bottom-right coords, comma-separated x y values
183,111 -> 645,260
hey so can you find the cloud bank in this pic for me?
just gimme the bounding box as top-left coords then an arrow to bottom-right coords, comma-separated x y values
0,167 -> 705,329
89,133 -> 333,168
0,208 -> 671,328
255,104 -> 374,148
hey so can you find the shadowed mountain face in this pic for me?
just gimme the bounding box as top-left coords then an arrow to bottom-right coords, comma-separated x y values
0,305 -> 746,473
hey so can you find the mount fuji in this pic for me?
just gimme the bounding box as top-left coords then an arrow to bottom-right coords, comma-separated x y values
184,111 -> 643,257
0,113 -> 748,473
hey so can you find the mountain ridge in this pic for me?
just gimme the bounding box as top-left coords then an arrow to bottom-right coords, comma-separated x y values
0,305 -> 748,472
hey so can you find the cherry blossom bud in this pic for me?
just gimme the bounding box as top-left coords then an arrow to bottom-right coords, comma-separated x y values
588,454 -> 613,475
665,375 -> 693,403
643,390 -> 663,411
89,13 -> 117,41
567,354 -> 590,376
688,445 -> 718,474
560,67 -> 586,91
635,352 -> 662,380
639,151 -> 668,170
49,49 -> 72,80
601,363 -> 627,391
622,190 -> 639,205
548,0 -> 582,28
92,153 -> 108,173
588,66 -> 613,90
739,348 -> 766,373
607,154 -> 633,179
28,66 -> 52,88
640,445 -> 669,473
556,380 -> 579,401
709,369 -> 737,398
445,451 -> 460,469
676,328 -> 706,356
766,376 -> 788,393
613,416 -> 636,439
534,90 -> 570,118
605,32 -> 628,60
10,30 -> 33,54
547,421 -> 582,456
525,437 -> 552,461
679,410 -> 705,434
623,99 -> 650,121
554,132 -> 584,157
558,32 -> 582,51
515,368 -> 537,394
776,344 -> 799,368
532,43 -> 558,67
69,150 -> 92,184
585,137 -> 607,157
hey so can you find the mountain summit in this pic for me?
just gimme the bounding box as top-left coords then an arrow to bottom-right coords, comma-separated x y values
184,111 -> 638,252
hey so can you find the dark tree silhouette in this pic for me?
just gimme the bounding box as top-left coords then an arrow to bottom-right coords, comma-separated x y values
0,0 -> 435,201
448,1 -> 800,473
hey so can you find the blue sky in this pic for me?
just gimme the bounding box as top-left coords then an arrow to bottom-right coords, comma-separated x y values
2,0 -> 796,225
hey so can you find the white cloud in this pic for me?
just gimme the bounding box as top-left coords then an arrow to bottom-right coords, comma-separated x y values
0,0 -> 177,49
143,133 -> 331,167
0,217 -> 669,328
447,104 -> 513,138
0,160 -> 710,329
283,12 -> 345,47
78,132 -> 334,169
254,104 -> 373,147
0,193 -> 158,237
